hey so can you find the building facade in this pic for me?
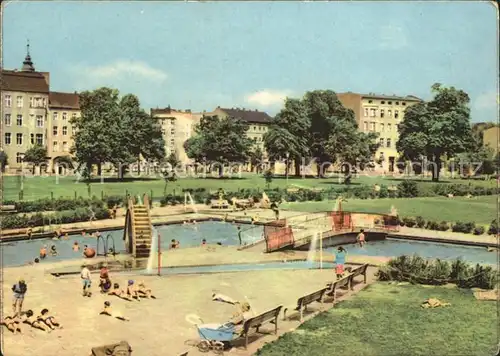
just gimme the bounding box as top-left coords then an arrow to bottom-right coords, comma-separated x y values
1,47 -> 80,174
210,106 -> 272,155
337,92 -> 422,171
48,92 -> 80,174
482,126 -> 499,158
150,107 -> 198,164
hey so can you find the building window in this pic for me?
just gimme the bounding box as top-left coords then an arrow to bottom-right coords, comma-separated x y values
4,95 -> 11,107
53,141 -> 58,152
71,126 -> 76,135
16,133 -> 23,145
72,113 -> 77,120
17,96 -> 23,108
53,126 -> 58,135
380,123 -> 385,132
16,153 -> 23,164
380,109 -> 385,118
16,115 -> 23,126
395,124 -> 399,132
363,121 -> 368,131
387,109 -> 392,117
379,138 -> 384,146
4,133 -> 11,145
368,100 -> 373,104
364,108 -> 369,117
62,126 -> 68,135
402,102 -> 406,106
370,122 -> 376,131
30,134 -> 34,144
388,123 -> 392,131
29,97 -> 33,107
395,101 -> 399,105
388,101 -> 392,105
62,112 -> 67,121
394,110 -> 399,119
386,138 -> 391,148
370,109 -> 376,117
36,116 -> 44,128
4,114 -> 11,126
63,142 -> 68,152
381,101 -> 385,104
53,112 -> 58,121
35,134 -> 43,145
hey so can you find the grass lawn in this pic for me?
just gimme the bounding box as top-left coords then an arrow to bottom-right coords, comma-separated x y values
2,173 -> 497,201
282,196 -> 498,225
257,283 -> 498,356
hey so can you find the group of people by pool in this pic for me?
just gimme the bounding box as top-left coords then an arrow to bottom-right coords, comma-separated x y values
1,279 -> 63,334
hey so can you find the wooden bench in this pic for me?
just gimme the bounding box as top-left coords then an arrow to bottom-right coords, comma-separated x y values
240,305 -> 282,350
349,264 -> 368,290
325,274 -> 352,302
283,288 -> 328,322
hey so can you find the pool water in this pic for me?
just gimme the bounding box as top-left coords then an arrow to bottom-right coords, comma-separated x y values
324,238 -> 498,266
1,222 -> 263,267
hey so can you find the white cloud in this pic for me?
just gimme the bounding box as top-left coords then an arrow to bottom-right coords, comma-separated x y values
378,25 -> 408,50
474,91 -> 499,110
84,60 -> 167,82
245,89 -> 291,107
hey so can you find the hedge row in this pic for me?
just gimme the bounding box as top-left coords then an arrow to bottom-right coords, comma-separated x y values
2,207 -> 111,229
399,216 -> 498,235
377,255 -> 496,290
12,198 -> 105,213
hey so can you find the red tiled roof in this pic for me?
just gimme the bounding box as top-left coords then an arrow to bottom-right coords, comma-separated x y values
1,70 -> 49,93
49,91 -> 80,109
218,107 -> 272,124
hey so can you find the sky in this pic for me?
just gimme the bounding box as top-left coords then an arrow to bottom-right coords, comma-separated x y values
3,1 -> 498,122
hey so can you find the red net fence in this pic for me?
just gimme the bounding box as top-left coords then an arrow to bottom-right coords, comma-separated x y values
264,219 -> 295,252
329,212 -> 353,231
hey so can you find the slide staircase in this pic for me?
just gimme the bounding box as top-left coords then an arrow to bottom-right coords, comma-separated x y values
123,194 -> 153,258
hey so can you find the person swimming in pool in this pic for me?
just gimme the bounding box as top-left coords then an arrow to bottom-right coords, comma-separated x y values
50,245 -> 58,256
39,245 -> 47,259
73,241 -> 80,252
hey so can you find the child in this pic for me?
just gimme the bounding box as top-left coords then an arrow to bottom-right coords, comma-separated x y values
100,301 -> 129,321
334,247 -> 347,279
356,229 -> 366,247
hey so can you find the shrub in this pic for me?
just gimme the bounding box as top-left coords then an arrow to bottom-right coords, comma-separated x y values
398,180 -> 419,198
160,194 -> 183,206
473,226 -> 485,235
377,255 -> 496,289
488,220 -> 499,235
105,195 -> 125,209
425,220 -> 439,230
14,198 -> 103,213
452,221 -> 475,234
378,185 -> 389,198
438,221 -> 449,231
402,217 -> 416,228
415,216 -> 426,228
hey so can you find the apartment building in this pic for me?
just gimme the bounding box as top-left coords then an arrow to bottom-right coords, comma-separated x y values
210,106 -> 272,154
150,107 -> 198,164
482,126 -> 499,158
48,92 -> 80,174
1,50 -> 50,173
337,92 -> 422,171
1,46 -> 80,174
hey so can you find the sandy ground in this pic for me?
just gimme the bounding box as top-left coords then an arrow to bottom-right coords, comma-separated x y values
2,246 -> 378,356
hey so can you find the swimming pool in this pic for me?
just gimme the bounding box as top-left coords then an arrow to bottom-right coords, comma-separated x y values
324,238 -> 498,266
1,221 -> 264,267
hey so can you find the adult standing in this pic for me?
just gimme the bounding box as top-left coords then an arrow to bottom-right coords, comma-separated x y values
81,263 -> 92,297
12,278 -> 27,317
270,201 -> 279,220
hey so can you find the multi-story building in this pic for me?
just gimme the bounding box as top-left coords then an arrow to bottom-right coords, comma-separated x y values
150,107 -> 198,164
482,126 -> 499,158
210,106 -> 272,155
337,92 -> 422,171
1,49 -> 50,173
48,91 -> 80,174
1,46 -> 80,174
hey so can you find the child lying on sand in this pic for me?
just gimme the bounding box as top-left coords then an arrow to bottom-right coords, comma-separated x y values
1,316 -> 22,334
100,301 -> 129,321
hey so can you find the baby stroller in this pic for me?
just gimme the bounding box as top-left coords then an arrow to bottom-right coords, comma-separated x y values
195,322 -> 239,354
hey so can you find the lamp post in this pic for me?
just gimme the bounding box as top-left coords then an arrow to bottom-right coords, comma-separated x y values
285,152 -> 290,186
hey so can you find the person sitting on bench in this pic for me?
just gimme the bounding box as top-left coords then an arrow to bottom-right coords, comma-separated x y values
100,301 -> 129,321
21,310 -> 51,332
1,316 -> 22,334
137,281 -> 156,299
37,309 -> 62,330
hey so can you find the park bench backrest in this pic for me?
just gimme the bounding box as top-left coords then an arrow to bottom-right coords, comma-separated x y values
327,274 -> 351,290
243,306 -> 283,333
298,288 -> 328,308
351,264 -> 368,278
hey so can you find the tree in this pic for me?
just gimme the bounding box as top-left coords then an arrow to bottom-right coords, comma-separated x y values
263,169 -> 273,189
185,115 -> 253,177
249,146 -> 264,173
184,136 -> 205,175
0,151 -> 8,172
23,145 -> 48,175
397,83 -> 475,181
263,126 -> 300,175
72,88 -> 165,180
166,152 -> 181,169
